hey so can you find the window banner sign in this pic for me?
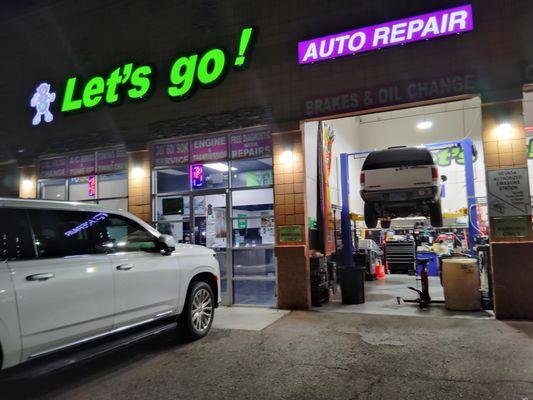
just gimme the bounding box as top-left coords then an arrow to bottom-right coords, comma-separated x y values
298,5 -> 474,64
39,157 -> 67,179
67,152 -> 95,177
303,72 -> 477,117
230,130 -> 272,159
96,148 -> 128,173
191,136 -> 228,162
152,140 -> 189,167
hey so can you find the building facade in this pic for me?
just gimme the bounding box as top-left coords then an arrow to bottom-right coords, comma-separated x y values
2,0 -> 533,317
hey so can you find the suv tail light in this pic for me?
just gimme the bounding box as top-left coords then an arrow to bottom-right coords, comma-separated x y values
360,172 -> 365,187
431,166 -> 439,181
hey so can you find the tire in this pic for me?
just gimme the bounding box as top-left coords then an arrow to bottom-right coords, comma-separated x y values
429,200 -> 443,227
381,219 -> 391,229
364,202 -> 378,229
178,281 -> 215,340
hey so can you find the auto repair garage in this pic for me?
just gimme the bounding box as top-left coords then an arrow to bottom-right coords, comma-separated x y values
303,96 -> 495,317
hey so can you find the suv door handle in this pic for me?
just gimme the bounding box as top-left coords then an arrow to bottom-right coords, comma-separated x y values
116,264 -> 134,271
26,273 -> 55,281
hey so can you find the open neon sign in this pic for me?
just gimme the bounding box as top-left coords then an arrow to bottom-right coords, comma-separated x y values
298,5 -> 474,64
191,164 -> 205,188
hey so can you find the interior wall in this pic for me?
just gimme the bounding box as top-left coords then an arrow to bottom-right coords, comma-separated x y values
304,97 -> 485,222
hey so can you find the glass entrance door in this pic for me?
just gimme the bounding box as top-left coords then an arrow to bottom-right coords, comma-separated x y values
192,192 -> 230,305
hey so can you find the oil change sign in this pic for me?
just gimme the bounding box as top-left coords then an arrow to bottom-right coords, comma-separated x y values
30,27 -> 256,125
487,168 -> 531,218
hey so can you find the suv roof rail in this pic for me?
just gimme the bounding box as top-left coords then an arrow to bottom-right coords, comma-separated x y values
387,145 -> 407,149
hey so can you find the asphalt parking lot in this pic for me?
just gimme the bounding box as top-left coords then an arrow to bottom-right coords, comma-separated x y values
1,310 -> 533,400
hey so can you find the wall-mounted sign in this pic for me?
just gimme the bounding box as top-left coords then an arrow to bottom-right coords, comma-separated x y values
431,145 -> 478,167
96,148 -> 128,173
191,164 -> 205,188
153,140 -> 190,167
492,216 -> 530,238
68,152 -> 96,177
30,83 -> 56,126
487,168 -> 531,218
191,136 -> 228,162
39,157 -> 67,179
303,72 -> 477,117
88,175 -> 96,197
31,27 -> 256,124
230,130 -> 272,159
298,5 -> 474,64
278,225 -> 304,243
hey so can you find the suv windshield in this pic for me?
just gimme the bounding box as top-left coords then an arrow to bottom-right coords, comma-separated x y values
362,147 -> 434,170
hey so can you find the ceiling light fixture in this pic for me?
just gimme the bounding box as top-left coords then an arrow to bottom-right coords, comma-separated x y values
204,163 -> 237,172
416,120 -> 433,130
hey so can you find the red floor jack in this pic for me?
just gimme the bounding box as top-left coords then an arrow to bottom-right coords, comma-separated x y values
397,258 -> 445,309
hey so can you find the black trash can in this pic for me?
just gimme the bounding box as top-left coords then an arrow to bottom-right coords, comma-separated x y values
338,265 -> 365,304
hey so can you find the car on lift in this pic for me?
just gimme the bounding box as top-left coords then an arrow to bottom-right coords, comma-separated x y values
0,198 -> 220,371
360,146 -> 444,229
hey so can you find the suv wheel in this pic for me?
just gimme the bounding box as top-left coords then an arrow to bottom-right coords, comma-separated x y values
429,200 -> 443,227
364,202 -> 378,229
178,281 -> 215,340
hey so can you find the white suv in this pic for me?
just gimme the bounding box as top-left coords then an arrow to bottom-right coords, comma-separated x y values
0,198 -> 220,371
360,146 -> 444,228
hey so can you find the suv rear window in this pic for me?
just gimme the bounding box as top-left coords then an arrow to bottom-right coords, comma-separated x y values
362,147 -> 434,170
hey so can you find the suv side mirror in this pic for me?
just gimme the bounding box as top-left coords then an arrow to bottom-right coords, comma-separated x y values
441,175 -> 447,182
157,234 -> 176,255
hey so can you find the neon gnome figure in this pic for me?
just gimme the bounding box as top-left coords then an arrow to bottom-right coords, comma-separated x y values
30,83 -> 56,125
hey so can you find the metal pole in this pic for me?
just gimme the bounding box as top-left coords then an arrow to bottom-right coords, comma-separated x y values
340,153 -> 354,267
461,138 -> 478,254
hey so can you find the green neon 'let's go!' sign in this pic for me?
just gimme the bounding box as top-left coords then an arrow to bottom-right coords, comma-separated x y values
57,27 -> 256,114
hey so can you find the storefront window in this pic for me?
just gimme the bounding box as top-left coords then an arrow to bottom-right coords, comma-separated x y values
38,157 -> 128,210
231,158 -> 273,188
68,176 -> 93,201
155,167 -> 190,193
39,179 -> 66,200
192,163 -> 229,190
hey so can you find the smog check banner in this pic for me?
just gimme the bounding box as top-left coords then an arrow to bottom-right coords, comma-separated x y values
298,5 -> 474,64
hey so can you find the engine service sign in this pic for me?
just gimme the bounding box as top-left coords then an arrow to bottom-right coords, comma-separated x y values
298,5 -> 474,64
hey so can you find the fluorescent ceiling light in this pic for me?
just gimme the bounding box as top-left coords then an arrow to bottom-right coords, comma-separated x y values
417,120 -> 433,130
204,163 -> 237,172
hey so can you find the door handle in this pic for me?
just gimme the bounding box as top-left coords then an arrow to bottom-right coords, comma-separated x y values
116,264 -> 134,271
26,273 -> 55,281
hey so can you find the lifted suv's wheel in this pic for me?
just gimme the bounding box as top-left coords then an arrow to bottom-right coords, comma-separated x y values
429,200 -> 443,227
178,281 -> 215,340
364,202 -> 378,229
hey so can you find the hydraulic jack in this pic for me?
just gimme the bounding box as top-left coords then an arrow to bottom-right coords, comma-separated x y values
397,258 -> 445,309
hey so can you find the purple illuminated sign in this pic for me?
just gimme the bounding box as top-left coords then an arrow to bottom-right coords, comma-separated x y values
152,140 -> 190,167
191,136 -> 227,163
96,148 -> 128,173
68,152 -> 95,177
230,130 -> 272,159
39,157 -> 67,179
190,164 -> 205,188
298,5 -> 474,64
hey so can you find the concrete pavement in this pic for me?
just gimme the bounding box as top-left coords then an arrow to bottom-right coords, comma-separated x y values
1,310 -> 532,399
